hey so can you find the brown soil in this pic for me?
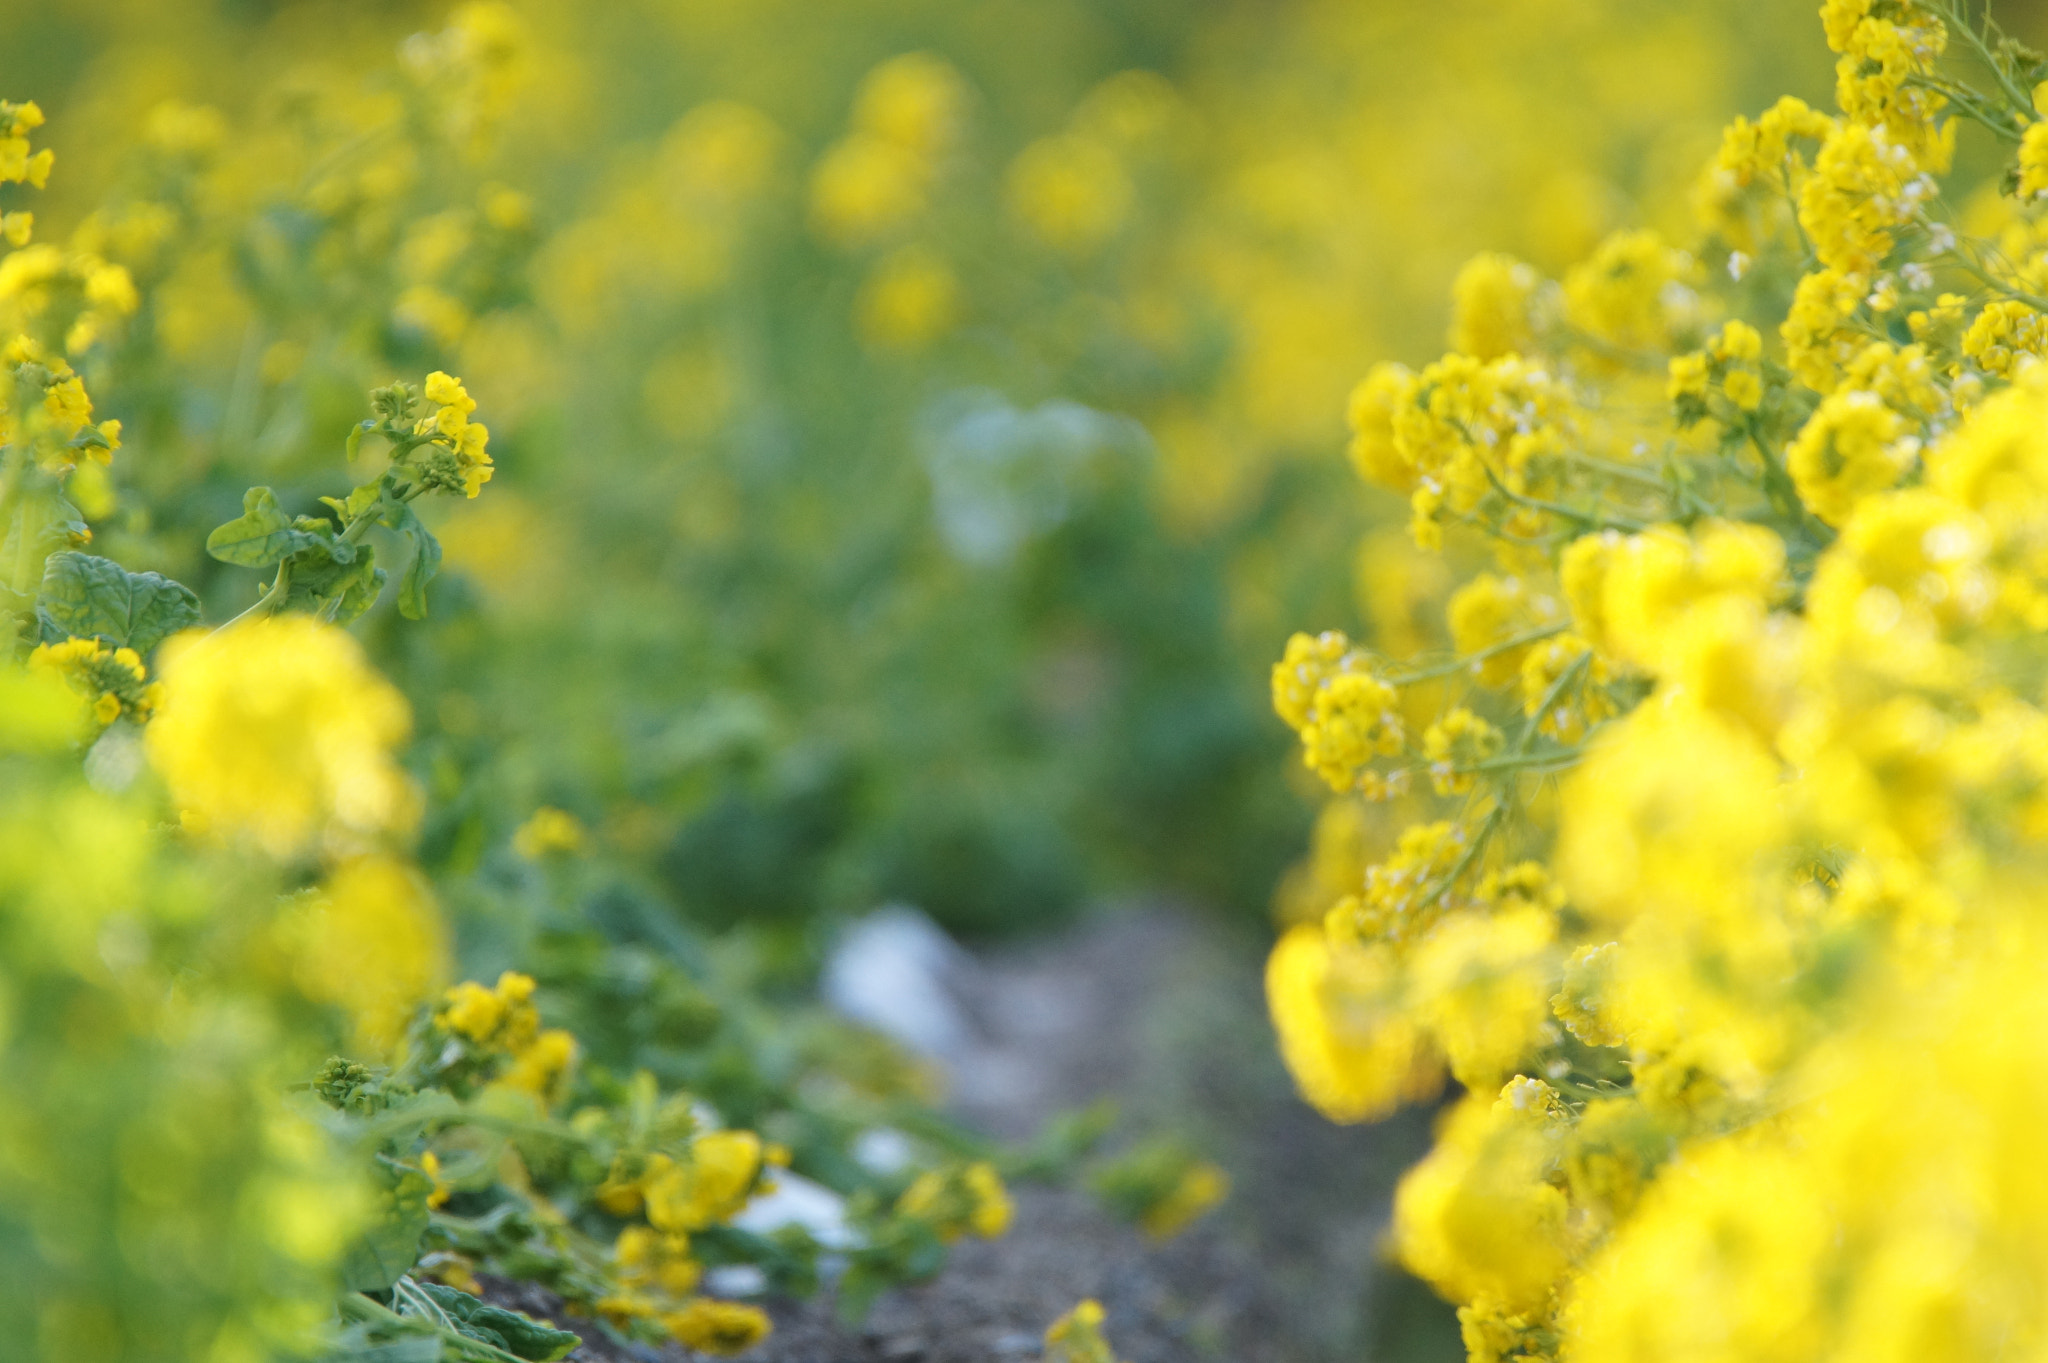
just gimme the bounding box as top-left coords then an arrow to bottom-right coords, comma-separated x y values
494,907 -> 1462,1363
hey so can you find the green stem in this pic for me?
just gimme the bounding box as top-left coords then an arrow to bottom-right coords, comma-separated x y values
338,1287 -> 534,1363
1910,73 -> 2026,139
1482,458 -> 1648,533
341,479 -> 426,545
1564,451 -> 1668,490
215,561 -> 291,631
1411,801 -> 1508,914
1513,650 -> 1592,756
1455,751 -> 1582,777
1936,0 -> 2036,118
1386,624 -> 1568,685
1946,248 -> 2048,313
1743,420 -> 1830,545
1402,651 -> 1598,911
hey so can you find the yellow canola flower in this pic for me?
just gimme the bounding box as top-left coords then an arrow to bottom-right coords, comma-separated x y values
1450,253 -> 1538,361
660,101 -> 782,206
1007,133 -> 1134,254
420,1152 -> 452,1209
147,616 -> 417,859
645,1130 -> 762,1233
1137,1161 -> 1229,1241
1787,389 -> 1921,526
1044,1299 -> 1121,1363
895,1160 -> 1013,1241
439,969 -> 540,1049
809,134 -> 930,247
1960,299 -> 2048,380
1271,630 -> 1410,793
1667,350 -> 1710,401
1781,266 -> 1869,394
1346,363 -> 1419,491
1266,924 -> 1440,1124
856,245 -> 960,352
1693,95 -> 1835,252
1271,629 -> 1352,732
662,1298 -> 771,1355
511,806 -> 584,859
1269,8 -> 2048,1363
2021,119 -> 2048,199
1394,1081 -> 1574,1317
809,52 -> 967,249
964,1161 -> 1013,1238
284,855 -> 448,1054
1519,633 -> 1615,742
615,1225 -> 702,1297
0,662 -> 85,751
496,1028 -> 577,1109
1557,698 -> 1783,929
0,98 -> 53,188
1421,708 -> 1503,796
416,370 -> 493,498
1825,3 -> 1952,169
853,52 -> 967,156
1561,521 -> 1783,679
1298,670 -> 1404,792
1448,573 -> 1552,686
1797,120 -> 1930,277
1408,908 -> 1559,1090
1562,229 -> 1698,359
1550,942 -> 1627,1049
27,637 -> 155,728
1331,820 -> 1472,945
1569,933 -> 2048,1363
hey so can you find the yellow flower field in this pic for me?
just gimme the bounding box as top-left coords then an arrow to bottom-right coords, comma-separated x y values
4,0 -> 2044,1360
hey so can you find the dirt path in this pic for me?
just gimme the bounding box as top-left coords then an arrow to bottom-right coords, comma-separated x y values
800,906 -> 1460,1363
511,907 -> 1460,1363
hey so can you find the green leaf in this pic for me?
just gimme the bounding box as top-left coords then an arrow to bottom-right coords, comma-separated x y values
207,486 -> 326,567
286,517 -> 358,564
835,1260 -> 891,1326
320,1331 -> 442,1363
283,543 -> 385,626
345,419 -> 375,465
1,492 -> 90,597
337,562 -> 390,626
413,1284 -> 581,1362
339,1160 -> 433,1293
385,503 -> 442,621
35,551 -> 203,653
321,477 -> 387,529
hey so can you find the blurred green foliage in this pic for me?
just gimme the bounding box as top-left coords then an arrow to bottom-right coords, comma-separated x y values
0,0 -> 1845,955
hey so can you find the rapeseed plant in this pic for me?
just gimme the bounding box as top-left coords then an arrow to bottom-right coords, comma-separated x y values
1271,5 -> 2048,1360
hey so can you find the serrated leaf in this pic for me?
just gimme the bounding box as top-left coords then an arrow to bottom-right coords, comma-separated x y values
35,551 -> 203,653
385,503 -> 442,621
339,1161 -> 433,1293
207,486 -> 326,567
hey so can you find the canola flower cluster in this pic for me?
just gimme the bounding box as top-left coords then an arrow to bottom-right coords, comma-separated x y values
1271,4 -> 2048,1361
0,1 -> 1887,1358
0,70 -> 1032,1360
0,0 -> 1839,952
